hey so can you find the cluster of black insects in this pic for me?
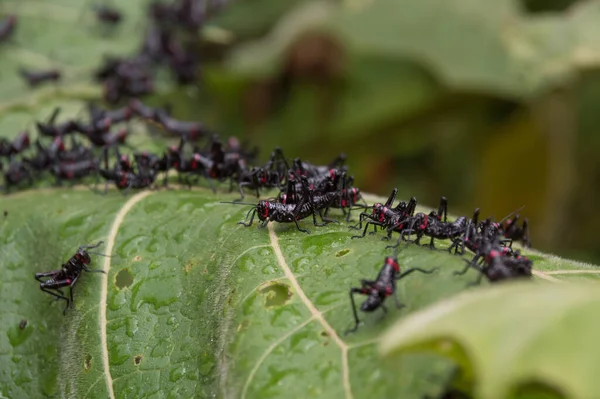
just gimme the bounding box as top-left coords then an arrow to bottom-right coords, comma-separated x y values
1,0 -> 228,102
231,180 -> 532,334
0,97 -> 265,194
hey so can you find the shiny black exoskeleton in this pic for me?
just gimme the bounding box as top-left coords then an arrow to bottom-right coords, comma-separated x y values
0,131 -> 30,157
346,255 -> 438,334
34,242 -> 106,314
350,188 -> 417,239
19,68 -> 61,87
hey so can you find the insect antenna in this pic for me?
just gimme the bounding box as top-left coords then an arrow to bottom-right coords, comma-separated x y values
498,205 -> 526,225
87,251 -> 111,258
80,240 -> 104,250
219,201 -> 257,206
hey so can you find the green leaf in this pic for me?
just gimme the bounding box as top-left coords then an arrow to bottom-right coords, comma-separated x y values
379,281 -> 600,399
225,0 -> 600,99
0,0 -> 147,110
3,188 -> 600,398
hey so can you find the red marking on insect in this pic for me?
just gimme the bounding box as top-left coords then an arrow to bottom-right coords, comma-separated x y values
54,137 -> 65,151
341,199 -> 347,207
385,287 -> 392,296
67,170 -> 74,179
261,175 -> 267,184
489,250 -> 500,258
119,171 -> 127,187
262,202 -> 269,218
385,257 -> 400,272
191,154 -> 200,169
419,215 -> 429,230
66,279 -> 72,285
329,169 -> 335,179
352,188 -> 358,204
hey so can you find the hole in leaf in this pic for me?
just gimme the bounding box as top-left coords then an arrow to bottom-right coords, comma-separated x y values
84,354 -> 92,371
115,268 -> 133,289
335,249 -> 350,257
259,282 -> 292,308
133,355 -> 143,366
511,380 -> 566,399
519,0 -> 581,14
133,255 -> 142,262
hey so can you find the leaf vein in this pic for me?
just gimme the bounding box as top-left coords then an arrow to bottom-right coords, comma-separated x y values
267,223 -> 354,399
100,191 -> 154,399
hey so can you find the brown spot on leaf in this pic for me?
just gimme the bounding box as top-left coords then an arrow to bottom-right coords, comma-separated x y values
133,355 -> 143,366
84,354 -> 92,371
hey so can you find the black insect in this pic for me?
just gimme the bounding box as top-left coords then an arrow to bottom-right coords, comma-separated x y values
447,209 -> 480,256
236,148 -> 288,200
92,5 -> 123,25
19,319 -> 27,330
226,177 -> 335,233
322,186 -> 366,222
290,153 -> 347,178
454,250 -> 530,285
387,197 -> 469,250
453,224 -> 532,285
0,131 -> 30,157
350,188 -> 417,240
0,15 -> 17,42
2,156 -> 34,193
501,215 -> 531,248
85,127 -> 128,148
19,68 -> 61,87
34,242 -> 107,314
346,255 -> 438,334
88,102 -> 134,125
97,168 -> 156,193
51,158 -> 99,185
36,108 -> 80,138
26,137 -> 65,172
156,109 -> 209,141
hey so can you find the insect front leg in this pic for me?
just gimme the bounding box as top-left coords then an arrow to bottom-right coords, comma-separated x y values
294,219 -> 310,234
391,279 -> 405,310
454,259 -> 479,276
349,212 -> 371,230
82,266 -> 106,273
351,220 -> 380,239
237,208 -> 257,227
467,271 -> 485,287
344,288 -> 364,335
397,267 -> 439,280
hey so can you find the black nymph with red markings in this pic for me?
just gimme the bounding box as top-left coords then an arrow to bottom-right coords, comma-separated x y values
34,241 -> 108,314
